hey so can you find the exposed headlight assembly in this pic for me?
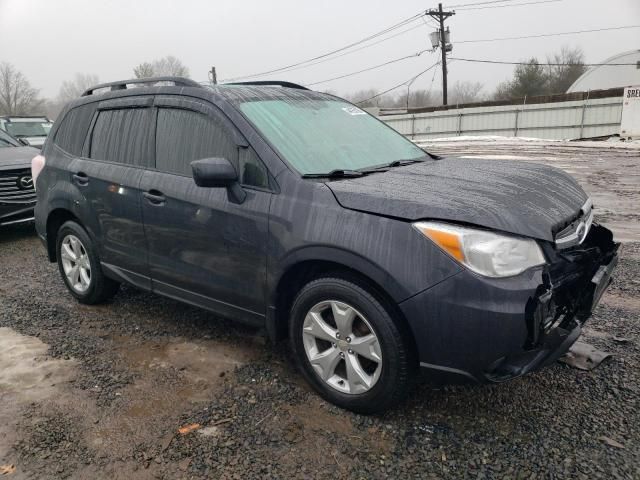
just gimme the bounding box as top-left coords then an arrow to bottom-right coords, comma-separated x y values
413,221 -> 546,278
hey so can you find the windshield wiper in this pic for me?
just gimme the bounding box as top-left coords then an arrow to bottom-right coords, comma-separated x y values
359,157 -> 428,174
387,158 -> 426,168
302,169 -> 365,179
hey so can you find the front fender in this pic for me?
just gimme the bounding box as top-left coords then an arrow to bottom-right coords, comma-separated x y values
269,244 -> 412,304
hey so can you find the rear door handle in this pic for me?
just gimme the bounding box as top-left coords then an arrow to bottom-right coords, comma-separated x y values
143,190 -> 166,205
72,172 -> 89,186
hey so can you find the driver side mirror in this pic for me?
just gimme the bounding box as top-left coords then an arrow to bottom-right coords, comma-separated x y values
191,157 -> 246,203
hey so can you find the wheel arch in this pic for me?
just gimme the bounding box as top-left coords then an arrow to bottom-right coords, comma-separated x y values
45,208 -> 81,262
267,249 -> 416,354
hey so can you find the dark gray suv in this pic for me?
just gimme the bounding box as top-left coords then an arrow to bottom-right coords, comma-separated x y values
33,77 -> 618,413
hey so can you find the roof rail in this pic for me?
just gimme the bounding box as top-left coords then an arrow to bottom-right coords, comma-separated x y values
81,76 -> 202,96
224,81 -> 309,90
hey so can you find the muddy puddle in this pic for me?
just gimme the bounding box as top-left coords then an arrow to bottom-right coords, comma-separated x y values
0,327 -> 77,470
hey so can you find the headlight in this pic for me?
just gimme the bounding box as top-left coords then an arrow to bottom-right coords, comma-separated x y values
413,221 -> 546,278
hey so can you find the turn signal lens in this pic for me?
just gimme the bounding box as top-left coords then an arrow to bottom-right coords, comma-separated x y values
413,221 -> 546,278
415,226 -> 464,261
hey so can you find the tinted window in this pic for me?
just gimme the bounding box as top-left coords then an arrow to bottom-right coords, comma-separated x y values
155,108 -> 238,176
89,108 -> 153,166
239,148 -> 270,189
54,104 -> 96,156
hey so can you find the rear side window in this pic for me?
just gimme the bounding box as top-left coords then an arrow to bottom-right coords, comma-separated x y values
54,103 -> 96,156
89,108 -> 153,167
155,108 -> 238,176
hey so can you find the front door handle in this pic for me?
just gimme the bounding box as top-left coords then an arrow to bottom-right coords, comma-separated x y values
143,190 -> 166,205
72,172 -> 89,186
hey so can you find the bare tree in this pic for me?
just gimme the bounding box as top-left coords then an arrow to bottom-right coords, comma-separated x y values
41,73 -> 101,120
493,46 -> 587,100
546,46 -> 587,94
343,89 -> 381,108
133,56 -> 190,78
58,73 -> 100,103
133,62 -> 155,79
449,81 -> 484,104
0,62 -> 43,115
392,89 -> 438,109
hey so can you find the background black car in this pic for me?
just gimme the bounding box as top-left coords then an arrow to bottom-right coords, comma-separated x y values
0,129 -> 38,227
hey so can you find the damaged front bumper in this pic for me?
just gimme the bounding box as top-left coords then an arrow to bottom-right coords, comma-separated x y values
400,224 -> 619,384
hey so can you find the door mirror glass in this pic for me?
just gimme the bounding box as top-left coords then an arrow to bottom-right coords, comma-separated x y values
191,157 -> 238,188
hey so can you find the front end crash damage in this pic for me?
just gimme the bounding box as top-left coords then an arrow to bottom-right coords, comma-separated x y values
400,223 -> 619,384
486,224 -> 619,381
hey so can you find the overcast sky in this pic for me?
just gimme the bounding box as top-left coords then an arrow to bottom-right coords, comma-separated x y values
1,0 -> 638,100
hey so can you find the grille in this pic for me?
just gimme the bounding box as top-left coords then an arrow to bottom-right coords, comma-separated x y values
555,198 -> 593,250
0,169 -> 37,204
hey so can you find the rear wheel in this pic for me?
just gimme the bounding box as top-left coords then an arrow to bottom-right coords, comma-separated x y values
56,221 -> 119,304
290,277 -> 415,414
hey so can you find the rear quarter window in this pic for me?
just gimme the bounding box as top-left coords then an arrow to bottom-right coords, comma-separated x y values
53,103 -> 96,156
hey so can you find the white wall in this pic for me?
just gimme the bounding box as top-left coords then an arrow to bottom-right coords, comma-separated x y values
381,96 -> 624,141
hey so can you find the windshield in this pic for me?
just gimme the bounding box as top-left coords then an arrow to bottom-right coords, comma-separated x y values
238,98 -> 425,175
0,130 -> 20,148
5,120 -> 52,138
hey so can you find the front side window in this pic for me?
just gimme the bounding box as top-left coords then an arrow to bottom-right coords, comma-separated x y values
239,148 -> 270,189
89,108 -> 153,166
155,108 -> 239,177
238,98 -> 425,175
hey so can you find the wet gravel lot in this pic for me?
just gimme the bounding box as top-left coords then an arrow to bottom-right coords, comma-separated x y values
1,140 -> 639,479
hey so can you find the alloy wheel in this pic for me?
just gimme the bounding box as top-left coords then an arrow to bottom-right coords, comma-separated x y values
60,234 -> 92,293
302,300 -> 382,394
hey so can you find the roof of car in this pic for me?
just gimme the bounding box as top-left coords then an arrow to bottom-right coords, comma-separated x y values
77,76 -> 332,106
0,116 -> 51,121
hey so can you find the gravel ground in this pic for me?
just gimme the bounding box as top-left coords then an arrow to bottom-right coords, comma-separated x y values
1,141 -> 639,479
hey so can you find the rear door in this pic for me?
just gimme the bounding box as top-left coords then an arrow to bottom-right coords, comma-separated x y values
140,96 -> 272,325
78,96 -> 154,288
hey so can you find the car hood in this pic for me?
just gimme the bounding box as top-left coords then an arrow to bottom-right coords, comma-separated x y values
0,146 -> 39,170
326,157 -> 589,242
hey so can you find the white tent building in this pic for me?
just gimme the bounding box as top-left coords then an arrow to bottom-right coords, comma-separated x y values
567,50 -> 640,93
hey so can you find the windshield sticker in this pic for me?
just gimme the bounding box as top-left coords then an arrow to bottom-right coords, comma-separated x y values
342,106 -> 366,116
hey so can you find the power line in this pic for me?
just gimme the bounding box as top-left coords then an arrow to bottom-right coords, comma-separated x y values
308,49 -> 432,87
355,61 -> 441,104
457,25 -> 640,43
449,57 -> 638,66
254,21 -> 428,79
448,0 -> 532,7
455,0 -> 561,10
220,12 -> 426,82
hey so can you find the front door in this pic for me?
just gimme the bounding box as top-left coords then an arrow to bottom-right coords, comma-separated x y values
140,98 -> 273,325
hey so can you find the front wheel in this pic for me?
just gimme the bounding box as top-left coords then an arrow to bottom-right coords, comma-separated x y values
289,277 -> 415,414
56,221 -> 119,304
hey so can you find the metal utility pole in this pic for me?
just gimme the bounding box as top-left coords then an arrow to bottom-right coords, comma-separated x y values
209,66 -> 217,85
427,4 -> 455,105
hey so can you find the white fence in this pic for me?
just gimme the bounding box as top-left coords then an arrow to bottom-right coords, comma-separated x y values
380,95 -> 623,141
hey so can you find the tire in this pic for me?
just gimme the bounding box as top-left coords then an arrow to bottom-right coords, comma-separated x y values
289,277 -> 415,414
56,220 -> 119,304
